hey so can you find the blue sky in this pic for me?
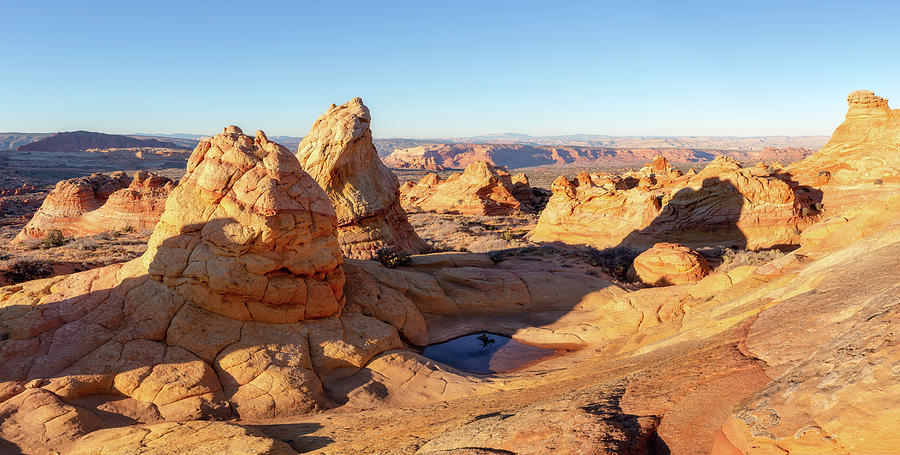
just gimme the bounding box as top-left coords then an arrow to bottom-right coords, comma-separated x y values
1,0 -> 898,138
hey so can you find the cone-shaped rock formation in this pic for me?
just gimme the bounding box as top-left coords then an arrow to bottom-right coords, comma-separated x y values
296,98 -> 426,259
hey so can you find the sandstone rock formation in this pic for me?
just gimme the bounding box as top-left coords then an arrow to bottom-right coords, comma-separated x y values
623,155 -> 685,188
0,125 -> 615,454
296,98 -> 426,259
530,174 -> 662,247
787,90 -> 900,212
533,155 -> 819,250
15,170 -> 175,241
1,91 -> 898,455
399,161 -> 535,215
627,242 -> 710,286
0,126 -> 402,452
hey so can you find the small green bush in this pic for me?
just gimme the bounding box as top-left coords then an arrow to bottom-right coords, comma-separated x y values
41,230 -> 67,248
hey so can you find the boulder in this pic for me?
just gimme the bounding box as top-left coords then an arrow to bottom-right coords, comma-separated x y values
297,97 -> 426,259
627,243 -> 710,286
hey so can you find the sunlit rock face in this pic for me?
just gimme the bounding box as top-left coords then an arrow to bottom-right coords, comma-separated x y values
399,160 -> 533,215
297,97 -> 426,259
627,242 -> 709,286
533,155 -> 818,250
0,126 -> 409,446
787,90 -> 900,212
144,126 -> 346,322
14,171 -> 174,241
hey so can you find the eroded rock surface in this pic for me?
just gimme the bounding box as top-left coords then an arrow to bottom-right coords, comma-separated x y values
15,171 -> 174,240
533,155 -> 819,250
296,97 -> 426,259
788,89 -> 900,213
627,242 -> 709,286
399,161 -> 536,215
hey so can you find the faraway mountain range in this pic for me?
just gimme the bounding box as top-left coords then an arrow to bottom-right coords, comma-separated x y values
0,130 -> 829,171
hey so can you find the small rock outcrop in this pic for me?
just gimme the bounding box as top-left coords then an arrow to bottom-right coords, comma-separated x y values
399,161 -> 534,215
15,171 -> 174,241
530,175 -> 662,247
297,98 -> 426,259
627,242 -> 710,285
623,156 -> 685,188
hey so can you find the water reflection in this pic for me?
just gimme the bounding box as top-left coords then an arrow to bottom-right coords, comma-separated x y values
422,333 -> 555,374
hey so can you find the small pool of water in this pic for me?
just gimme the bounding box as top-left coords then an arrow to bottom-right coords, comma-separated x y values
422,333 -> 556,374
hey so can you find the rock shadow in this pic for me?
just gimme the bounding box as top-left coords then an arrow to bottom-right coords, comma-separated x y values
247,422 -> 334,453
621,177 -> 749,250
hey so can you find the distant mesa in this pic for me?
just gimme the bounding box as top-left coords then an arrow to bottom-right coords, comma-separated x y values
383,142 -> 817,171
296,97 -> 427,259
17,130 -> 190,152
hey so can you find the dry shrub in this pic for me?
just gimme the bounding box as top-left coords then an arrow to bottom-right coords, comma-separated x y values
716,247 -> 786,272
375,247 -> 411,268
3,259 -> 53,283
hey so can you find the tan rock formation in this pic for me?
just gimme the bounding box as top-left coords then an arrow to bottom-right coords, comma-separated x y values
627,242 -> 710,286
623,156 -> 685,188
0,126 -> 410,449
533,155 -> 817,250
787,89 -> 900,212
15,170 -> 174,241
67,421 -> 296,455
398,160 -> 534,215
0,125 -> 617,454
297,97 -> 426,259
530,175 -> 662,248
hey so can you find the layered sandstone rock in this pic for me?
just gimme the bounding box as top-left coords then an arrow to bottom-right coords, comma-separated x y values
623,156 -> 685,188
623,156 -> 816,249
627,242 -> 709,286
66,421 -> 296,455
0,125 -> 619,454
399,160 -> 534,215
533,155 -> 817,250
15,170 -> 174,241
530,175 -> 662,248
0,127 -> 408,452
297,98 -> 426,259
787,90 -> 900,212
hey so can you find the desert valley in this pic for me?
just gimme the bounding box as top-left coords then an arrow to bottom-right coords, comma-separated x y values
0,88 -> 897,455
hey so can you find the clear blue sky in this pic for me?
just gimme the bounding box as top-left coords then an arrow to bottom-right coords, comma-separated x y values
2,0 -> 898,138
